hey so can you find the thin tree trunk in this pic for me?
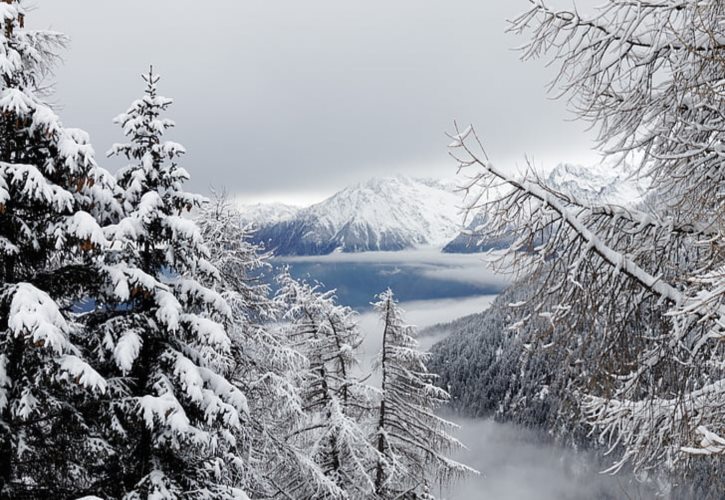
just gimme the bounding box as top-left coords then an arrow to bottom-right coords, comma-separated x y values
374,297 -> 392,495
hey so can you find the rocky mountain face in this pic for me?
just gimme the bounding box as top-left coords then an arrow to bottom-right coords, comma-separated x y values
239,176 -> 464,255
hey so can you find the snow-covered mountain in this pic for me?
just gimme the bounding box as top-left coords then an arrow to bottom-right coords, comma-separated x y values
544,162 -> 645,205
246,176 -> 464,255
236,202 -> 301,226
238,164 -> 645,256
443,162 -> 646,253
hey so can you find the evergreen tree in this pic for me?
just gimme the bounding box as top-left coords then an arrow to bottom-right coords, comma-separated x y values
276,273 -> 380,499
373,289 -> 473,499
195,193 -> 317,497
0,1 -> 119,496
86,69 -> 247,498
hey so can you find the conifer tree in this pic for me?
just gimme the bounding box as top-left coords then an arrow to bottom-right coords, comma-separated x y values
87,69 -> 247,498
373,289 -> 473,499
0,1 -> 119,496
195,193 -> 317,497
276,273 -> 380,499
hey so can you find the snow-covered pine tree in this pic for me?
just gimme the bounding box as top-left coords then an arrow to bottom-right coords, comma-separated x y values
195,192 -> 320,497
373,289 -> 473,499
0,1 -> 120,496
276,272 -> 380,499
87,69 -> 248,498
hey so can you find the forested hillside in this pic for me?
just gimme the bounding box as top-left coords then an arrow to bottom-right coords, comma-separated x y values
428,278 -> 723,498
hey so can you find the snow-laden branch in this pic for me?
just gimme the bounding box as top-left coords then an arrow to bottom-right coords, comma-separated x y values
450,125 -> 683,305
450,120 -> 724,470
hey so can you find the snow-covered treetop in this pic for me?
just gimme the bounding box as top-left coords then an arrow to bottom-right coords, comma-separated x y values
108,68 -> 199,214
104,69 -> 212,285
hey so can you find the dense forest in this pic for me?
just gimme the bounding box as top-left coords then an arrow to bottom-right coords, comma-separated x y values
428,277 -> 722,497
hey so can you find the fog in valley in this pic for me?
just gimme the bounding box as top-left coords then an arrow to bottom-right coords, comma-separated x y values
447,419 -> 653,500
348,289 -> 654,500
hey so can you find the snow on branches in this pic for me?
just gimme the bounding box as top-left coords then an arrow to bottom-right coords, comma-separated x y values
451,0 -> 725,473
275,272 -> 381,498
0,2 -> 119,495
373,289 -> 475,496
84,69 -> 244,498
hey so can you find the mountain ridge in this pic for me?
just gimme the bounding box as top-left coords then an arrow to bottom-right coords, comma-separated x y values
237,165 -> 643,256
239,175 -> 465,255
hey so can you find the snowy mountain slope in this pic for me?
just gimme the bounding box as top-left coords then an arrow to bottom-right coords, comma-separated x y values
240,164 -> 645,256
236,202 -> 301,226
544,162 -> 645,206
249,176 -> 465,255
443,162 -> 646,253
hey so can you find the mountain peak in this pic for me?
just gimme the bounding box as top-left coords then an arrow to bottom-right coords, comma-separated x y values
545,162 -> 644,205
248,176 -> 464,255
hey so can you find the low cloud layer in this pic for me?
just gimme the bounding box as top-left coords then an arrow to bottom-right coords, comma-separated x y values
356,294 -> 655,500
280,248 -> 513,289
447,418 -> 653,500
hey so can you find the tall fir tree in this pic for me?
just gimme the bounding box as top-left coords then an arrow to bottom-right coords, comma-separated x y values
276,273 -> 380,499
0,1 -> 120,496
85,69 -> 248,499
195,193 -> 315,497
373,290 -> 474,499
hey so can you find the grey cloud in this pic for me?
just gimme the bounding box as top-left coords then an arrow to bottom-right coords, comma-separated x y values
31,0 -> 599,201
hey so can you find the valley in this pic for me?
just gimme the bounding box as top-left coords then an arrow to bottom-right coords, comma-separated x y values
281,251 -> 652,499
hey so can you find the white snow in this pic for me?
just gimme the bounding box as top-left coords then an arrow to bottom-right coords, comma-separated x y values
58,355 -> 108,393
236,202 -> 301,225
303,175 -> 463,247
0,354 -> 9,412
63,211 -> 109,247
114,330 -> 143,373
8,283 -> 70,355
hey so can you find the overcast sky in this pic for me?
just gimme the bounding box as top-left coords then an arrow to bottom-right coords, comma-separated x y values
30,0 -> 599,205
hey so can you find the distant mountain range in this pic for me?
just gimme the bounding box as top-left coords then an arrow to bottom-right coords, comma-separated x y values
237,164 -> 645,256
444,162 -> 647,253
237,176 -> 464,255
